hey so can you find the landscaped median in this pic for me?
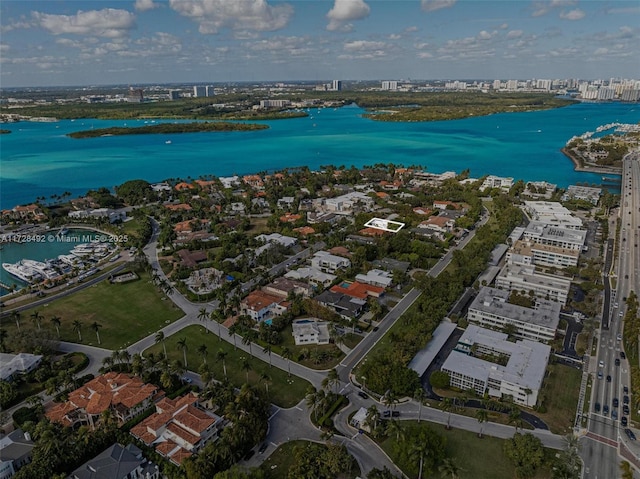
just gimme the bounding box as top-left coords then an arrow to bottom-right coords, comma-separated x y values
143,324 -> 310,408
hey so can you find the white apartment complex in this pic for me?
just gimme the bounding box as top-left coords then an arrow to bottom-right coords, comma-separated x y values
441,325 -> 550,407
468,287 -> 560,343
522,201 -> 583,230
495,264 -> 571,305
507,239 -> 580,268
522,222 -> 587,251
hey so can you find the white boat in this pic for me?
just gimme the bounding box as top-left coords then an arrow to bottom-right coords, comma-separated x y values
58,227 -> 69,235
165,140 -> 172,144
2,261 -> 42,283
22,259 -> 60,280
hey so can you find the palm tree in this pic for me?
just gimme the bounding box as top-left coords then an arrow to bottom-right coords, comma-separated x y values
523,387 -> 533,408
439,457 -> 463,479
50,316 -> 61,337
263,344 -> 272,368
30,311 -> 43,331
177,337 -> 188,368
228,323 -> 239,350
155,331 -> 167,358
281,347 -> 292,377
90,321 -> 102,344
323,368 -> 340,395
242,329 -> 258,355
241,358 -> 252,383
442,397 -> 453,429
260,372 -> 271,396
382,390 -> 397,413
410,430 -> 433,479
508,407 -> 523,433
386,419 -> 405,441
365,404 -> 379,431
210,309 -> 223,341
11,311 -> 21,332
217,349 -> 228,380
197,344 -> 208,365
72,320 -> 83,341
475,408 -> 489,438
198,307 -> 209,332
415,388 -> 426,423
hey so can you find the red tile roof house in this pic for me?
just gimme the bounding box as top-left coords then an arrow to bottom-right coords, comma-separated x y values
46,372 -> 162,429
240,290 -> 289,323
418,215 -> 456,234
130,392 -> 224,466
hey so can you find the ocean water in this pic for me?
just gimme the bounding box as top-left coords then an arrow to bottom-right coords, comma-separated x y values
1,102 -> 638,210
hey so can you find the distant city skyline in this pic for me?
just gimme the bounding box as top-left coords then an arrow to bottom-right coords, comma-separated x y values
1,0 -> 639,87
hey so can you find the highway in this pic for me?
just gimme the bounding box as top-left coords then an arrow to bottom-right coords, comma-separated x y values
583,150 -> 640,479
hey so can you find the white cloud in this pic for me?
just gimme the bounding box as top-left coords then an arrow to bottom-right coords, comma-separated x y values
559,9 -> 585,20
507,30 -> 523,39
327,0 -> 370,31
421,0 -> 456,13
343,40 -> 386,51
404,26 -> 418,33
531,0 -> 576,17
594,47 -> 609,55
417,52 -> 433,58
1,20 -> 33,34
32,9 -> 136,38
134,0 -> 159,12
169,0 -> 293,35
0,44 -> 9,53
477,30 -> 497,40
388,33 -> 401,40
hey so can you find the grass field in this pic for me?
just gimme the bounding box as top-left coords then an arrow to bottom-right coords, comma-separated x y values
380,422 -> 552,479
260,440 -> 360,479
16,271 -> 184,351
144,325 -> 310,408
537,363 -> 582,434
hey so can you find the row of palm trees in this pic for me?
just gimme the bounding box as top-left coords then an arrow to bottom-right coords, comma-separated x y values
9,310 -> 104,344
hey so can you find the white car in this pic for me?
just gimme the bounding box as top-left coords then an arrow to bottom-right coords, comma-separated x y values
599,360 -> 605,368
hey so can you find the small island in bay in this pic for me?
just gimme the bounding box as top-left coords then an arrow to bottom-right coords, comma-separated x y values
67,121 -> 269,138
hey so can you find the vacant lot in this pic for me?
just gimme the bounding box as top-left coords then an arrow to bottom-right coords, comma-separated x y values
144,325 -> 310,408
19,271 -> 184,350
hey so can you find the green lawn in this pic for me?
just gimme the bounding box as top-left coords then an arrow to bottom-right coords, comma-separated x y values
537,363 -> 582,434
260,440 -> 360,479
144,325 -> 310,408
270,324 -> 344,370
17,271 -> 184,350
380,422 -> 552,479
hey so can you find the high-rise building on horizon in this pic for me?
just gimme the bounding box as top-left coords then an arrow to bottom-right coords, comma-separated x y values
193,85 -> 206,97
381,80 -> 398,91
331,80 -> 342,91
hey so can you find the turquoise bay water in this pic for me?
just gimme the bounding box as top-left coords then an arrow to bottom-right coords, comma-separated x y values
1,102 -> 638,210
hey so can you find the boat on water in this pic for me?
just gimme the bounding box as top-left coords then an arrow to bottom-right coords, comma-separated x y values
22,259 -> 61,280
58,227 -> 69,235
165,140 -> 172,144
2,260 -> 42,283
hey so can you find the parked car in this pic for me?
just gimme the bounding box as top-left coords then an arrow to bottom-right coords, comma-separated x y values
612,410 -> 618,420
594,402 -> 601,412
391,411 -> 400,418
624,385 -> 629,394
383,410 -> 391,418
258,442 -> 268,454
623,405 -> 630,415
358,391 -> 369,399
603,405 -> 609,415
372,326 -> 379,332
622,416 -> 628,427
613,398 -> 619,408
621,351 -> 627,360
624,395 -> 630,404
625,428 -> 637,441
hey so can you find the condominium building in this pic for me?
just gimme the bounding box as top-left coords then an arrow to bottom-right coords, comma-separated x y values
467,287 -> 560,343
507,239 -> 580,268
522,221 -> 586,251
561,185 -> 602,205
441,325 -> 551,407
495,264 -> 571,305
522,201 -> 583,229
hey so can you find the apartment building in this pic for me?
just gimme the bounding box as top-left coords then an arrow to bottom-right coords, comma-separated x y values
468,287 -> 560,343
495,264 -> 571,305
441,325 -> 550,407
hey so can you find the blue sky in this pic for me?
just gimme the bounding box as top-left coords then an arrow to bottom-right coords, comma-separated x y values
1,0 -> 638,87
